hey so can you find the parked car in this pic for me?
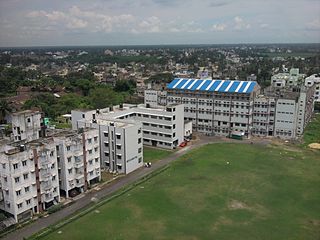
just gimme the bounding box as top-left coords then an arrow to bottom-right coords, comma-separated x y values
179,141 -> 187,147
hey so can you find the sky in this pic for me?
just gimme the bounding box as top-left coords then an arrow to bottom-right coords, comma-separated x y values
0,0 -> 319,47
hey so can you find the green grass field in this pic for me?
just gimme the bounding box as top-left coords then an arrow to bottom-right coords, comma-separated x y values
38,143 -> 320,240
143,146 -> 173,163
303,114 -> 320,146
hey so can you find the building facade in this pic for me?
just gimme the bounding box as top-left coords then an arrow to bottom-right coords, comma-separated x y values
305,74 -> 320,102
166,78 -> 260,137
158,77 -> 314,139
76,119 -> 143,174
0,140 -> 60,222
11,110 -> 42,143
72,104 -> 185,173
54,129 -> 101,198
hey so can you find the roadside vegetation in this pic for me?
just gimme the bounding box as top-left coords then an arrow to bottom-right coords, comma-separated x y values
36,143 -> 320,240
303,113 -> 320,146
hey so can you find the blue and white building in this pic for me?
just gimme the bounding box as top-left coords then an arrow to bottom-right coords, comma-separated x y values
147,77 -> 315,139
165,78 -> 260,137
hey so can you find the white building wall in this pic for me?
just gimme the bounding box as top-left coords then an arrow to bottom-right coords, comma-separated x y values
12,111 -> 41,142
0,141 -> 60,223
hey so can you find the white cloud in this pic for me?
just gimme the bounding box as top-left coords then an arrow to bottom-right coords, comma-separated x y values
234,16 -> 250,30
211,23 -> 227,31
259,23 -> 269,29
138,16 -> 162,33
306,19 -> 320,30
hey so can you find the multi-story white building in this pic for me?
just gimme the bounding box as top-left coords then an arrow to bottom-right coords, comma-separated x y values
161,77 -> 314,139
166,78 -> 260,137
72,103 -> 185,173
77,119 -> 143,174
0,139 -> 60,222
11,110 -> 42,143
53,128 -> 101,198
305,74 -> 320,102
144,90 -> 167,107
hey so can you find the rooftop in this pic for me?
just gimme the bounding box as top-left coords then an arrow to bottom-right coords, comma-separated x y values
167,78 -> 257,94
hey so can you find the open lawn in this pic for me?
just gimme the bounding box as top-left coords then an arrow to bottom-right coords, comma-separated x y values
36,143 -> 320,240
303,114 -> 320,146
143,146 -> 173,163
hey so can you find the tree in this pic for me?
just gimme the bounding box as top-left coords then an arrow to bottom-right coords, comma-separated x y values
0,100 -> 11,123
76,79 -> 95,96
114,79 -> 136,93
88,87 -> 123,109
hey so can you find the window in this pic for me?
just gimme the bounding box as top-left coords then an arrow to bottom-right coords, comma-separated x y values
26,199 -> 31,205
104,132 -> 108,137
117,155 -> 121,160
23,173 -> 28,180
104,142 -> 109,147
13,163 -> 18,169
16,190 -> 21,196
94,136 -> 98,142
138,148 -> 142,153
67,146 -> 71,151
88,138 -> 92,144
89,160 -> 93,165
138,128 -> 141,134
94,147 -> 98,152
116,135 -> 121,140
52,175 -> 56,181
67,157 -> 72,163
138,157 -> 142,163
116,145 -> 121,150
15,177 -> 20,183
25,186 -> 30,192
138,138 -> 142,144
68,169 -> 72,174
104,152 -> 109,157
17,203 -> 23,209
22,160 -> 27,166
2,163 -> 6,169
95,157 -> 99,163
88,149 -> 93,154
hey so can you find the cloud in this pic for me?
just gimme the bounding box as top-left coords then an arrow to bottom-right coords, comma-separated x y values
211,23 -> 227,31
306,19 -> 320,30
234,16 -> 250,30
208,1 -> 229,7
138,16 -> 161,33
259,23 -> 269,29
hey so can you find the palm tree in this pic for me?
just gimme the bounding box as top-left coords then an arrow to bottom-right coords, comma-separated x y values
0,100 -> 11,124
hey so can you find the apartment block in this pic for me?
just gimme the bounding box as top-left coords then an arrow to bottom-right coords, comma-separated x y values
11,110 -> 42,143
144,90 -> 167,107
305,74 -> 320,102
53,129 -> 101,198
0,139 -> 60,222
77,119 -> 143,174
71,104 -> 185,174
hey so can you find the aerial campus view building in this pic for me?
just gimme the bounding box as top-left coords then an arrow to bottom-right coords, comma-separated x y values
145,68 -> 315,139
0,68 -> 317,224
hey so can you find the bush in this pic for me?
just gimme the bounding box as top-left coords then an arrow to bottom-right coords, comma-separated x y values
47,204 -> 63,214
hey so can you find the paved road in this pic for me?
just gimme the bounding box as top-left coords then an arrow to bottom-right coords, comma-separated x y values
3,135 -> 270,240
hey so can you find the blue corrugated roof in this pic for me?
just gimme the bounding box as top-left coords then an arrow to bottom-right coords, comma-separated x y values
167,78 -> 257,94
